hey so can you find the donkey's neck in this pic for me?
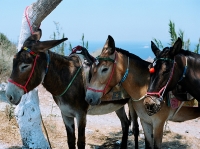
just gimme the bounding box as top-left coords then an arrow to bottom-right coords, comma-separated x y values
177,52 -> 200,101
42,51 -> 81,96
117,51 -> 150,100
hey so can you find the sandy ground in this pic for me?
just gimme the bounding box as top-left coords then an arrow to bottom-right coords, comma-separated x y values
0,85 -> 200,149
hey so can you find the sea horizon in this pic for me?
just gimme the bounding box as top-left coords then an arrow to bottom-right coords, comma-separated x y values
64,40 -> 198,60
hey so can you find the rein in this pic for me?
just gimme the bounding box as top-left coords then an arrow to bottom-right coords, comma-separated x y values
55,46 -> 85,97
87,52 -> 118,95
8,47 -> 40,93
55,65 -> 83,97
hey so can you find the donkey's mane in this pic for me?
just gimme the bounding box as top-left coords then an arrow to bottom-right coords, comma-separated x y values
180,49 -> 200,59
49,50 -> 70,60
116,47 -> 150,68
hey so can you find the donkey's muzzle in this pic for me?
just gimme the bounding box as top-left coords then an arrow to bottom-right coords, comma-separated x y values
144,96 -> 162,116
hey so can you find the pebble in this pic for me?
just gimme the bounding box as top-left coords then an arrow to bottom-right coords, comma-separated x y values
115,140 -> 121,145
139,134 -> 145,139
185,130 -> 189,133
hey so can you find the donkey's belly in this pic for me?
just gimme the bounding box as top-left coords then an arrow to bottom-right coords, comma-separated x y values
87,99 -> 128,115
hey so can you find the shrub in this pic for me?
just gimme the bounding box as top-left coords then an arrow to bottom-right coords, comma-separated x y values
153,20 -> 200,53
0,33 -> 17,82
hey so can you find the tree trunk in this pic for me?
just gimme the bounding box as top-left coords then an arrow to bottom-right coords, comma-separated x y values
17,0 -> 62,50
16,0 -> 62,148
15,89 -> 51,149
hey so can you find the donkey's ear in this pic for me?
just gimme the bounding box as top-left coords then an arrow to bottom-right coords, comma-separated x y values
101,35 -> 116,56
170,37 -> 182,56
26,29 -> 42,42
33,38 -> 68,53
151,41 -> 160,57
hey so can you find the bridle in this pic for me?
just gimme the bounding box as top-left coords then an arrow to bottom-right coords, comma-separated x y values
87,51 -> 130,96
146,58 -> 175,102
87,51 -> 118,95
146,56 -> 188,102
8,47 -> 50,93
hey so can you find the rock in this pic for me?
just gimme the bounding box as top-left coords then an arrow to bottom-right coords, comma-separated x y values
115,140 -> 121,145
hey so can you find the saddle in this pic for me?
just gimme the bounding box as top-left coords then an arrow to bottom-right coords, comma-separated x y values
168,84 -> 198,108
172,84 -> 194,101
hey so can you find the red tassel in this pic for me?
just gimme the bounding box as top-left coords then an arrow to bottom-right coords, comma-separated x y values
149,67 -> 155,74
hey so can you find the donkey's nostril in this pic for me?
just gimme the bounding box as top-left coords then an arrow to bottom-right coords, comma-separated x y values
89,99 -> 93,104
6,94 -> 13,102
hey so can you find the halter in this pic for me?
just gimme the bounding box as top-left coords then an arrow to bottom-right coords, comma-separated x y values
118,57 -> 129,86
8,47 -> 40,93
178,57 -> 188,82
146,58 -> 175,101
87,52 -> 118,95
146,56 -> 189,101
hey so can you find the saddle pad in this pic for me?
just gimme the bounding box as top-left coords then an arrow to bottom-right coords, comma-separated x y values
167,91 -> 198,109
100,85 -> 131,101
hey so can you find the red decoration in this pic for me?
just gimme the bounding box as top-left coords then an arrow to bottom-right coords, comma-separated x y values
149,67 -> 155,74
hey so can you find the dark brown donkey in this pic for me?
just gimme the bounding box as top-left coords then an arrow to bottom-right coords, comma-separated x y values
85,35 -> 200,149
145,38 -> 200,115
5,30 -> 139,149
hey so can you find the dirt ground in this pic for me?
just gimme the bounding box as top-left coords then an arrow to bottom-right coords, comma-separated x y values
0,85 -> 200,149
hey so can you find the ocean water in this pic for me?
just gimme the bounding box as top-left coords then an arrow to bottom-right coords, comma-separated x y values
65,41 -> 198,60
65,41 -> 154,60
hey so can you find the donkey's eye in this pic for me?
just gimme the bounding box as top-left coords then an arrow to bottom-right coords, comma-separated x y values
102,68 -> 108,73
163,68 -> 170,75
19,63 -> 31,72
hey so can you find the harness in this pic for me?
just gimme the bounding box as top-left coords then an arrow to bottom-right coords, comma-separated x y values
146,56 -> 188,102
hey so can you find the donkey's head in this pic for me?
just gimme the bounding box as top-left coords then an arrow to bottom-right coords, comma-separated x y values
86,35 -> 121,105
144,38 -> 183,115
6,30 -> 67,105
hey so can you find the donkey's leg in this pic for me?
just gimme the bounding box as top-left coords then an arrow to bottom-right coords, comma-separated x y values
153,121 -> 165,149
76,113 -> 87,149
128,99 -> 139,149
115,106 -> 130,149
61,114 -> 76,149
140,120 -> 153,149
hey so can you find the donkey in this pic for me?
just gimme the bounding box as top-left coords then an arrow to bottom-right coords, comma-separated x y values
85,35 -> 200,149
5,30 -> 138,149
145,38 -> 200,115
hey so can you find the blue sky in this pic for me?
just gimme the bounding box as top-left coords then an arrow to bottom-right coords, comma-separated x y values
0,0 -> 200,45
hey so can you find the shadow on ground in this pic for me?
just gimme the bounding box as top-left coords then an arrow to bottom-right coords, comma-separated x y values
7,146 -> 21,149
87,131 -> 191,149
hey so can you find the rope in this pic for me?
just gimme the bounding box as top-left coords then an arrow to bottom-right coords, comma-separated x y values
171,101 -> 185,119
41,114 -> 52,149
131,95 -> 146,102
25,6 -> 34,34
55,66 -> 83,97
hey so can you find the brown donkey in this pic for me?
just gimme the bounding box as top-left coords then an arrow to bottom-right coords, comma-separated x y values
85,35 -> 200,149
5,30 -> 139,149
